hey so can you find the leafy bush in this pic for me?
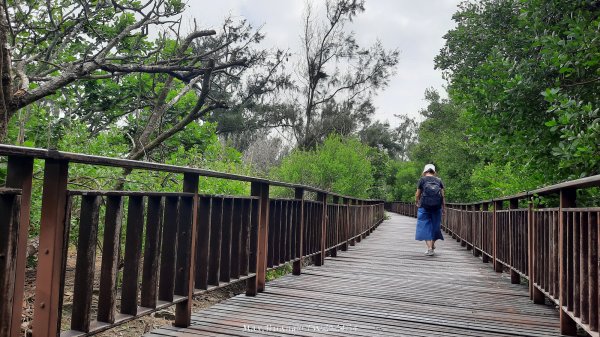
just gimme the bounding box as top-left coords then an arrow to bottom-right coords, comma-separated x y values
272,135 -> 374,199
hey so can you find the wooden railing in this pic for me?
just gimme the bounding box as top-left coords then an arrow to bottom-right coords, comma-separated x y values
0,145 -> 384,337
386,175 -> 600,337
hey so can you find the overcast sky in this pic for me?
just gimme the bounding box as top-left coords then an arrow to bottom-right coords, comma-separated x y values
183,0 -> 462,126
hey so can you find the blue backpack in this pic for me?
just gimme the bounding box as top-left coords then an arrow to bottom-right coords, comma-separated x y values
421,178 -> 442,209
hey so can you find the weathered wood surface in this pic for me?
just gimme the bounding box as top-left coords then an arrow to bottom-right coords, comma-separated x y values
146,213 -> 563,337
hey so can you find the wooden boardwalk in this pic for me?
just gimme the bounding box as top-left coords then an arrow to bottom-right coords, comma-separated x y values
146,213 -> 564,337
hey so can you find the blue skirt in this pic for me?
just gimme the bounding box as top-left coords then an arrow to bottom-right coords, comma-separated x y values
415,207 -> 444,241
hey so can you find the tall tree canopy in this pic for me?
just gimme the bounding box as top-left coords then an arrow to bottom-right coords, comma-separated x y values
435,0 -> 600,182
1,0 -> 290,161
396,0 -> 600,203
288,0 -> 399,148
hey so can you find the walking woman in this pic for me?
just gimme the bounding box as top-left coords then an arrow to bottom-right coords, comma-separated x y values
415,164 -> 445,256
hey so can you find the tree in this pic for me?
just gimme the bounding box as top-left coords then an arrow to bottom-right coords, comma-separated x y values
0,0 -> 292,155
242,136 -> 289,177
435,0 -> 600,183
0,1 -> 225,139
410,89 -> 478,201
290,0 -> 399,148
359,116 -> 417,160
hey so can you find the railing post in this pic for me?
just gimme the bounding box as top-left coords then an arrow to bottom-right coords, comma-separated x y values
493,200 -> 503,273
559,188 -> 578,335
4,156 -> 33,337
331,196 -> 339,257
509,198 -> 520,284
174,173 -> 199,327
32,159 -> 69,337
293,188 -> 304,275
249,182 -> 269,293
482,202 -> 490,263
314,192 -> 327,266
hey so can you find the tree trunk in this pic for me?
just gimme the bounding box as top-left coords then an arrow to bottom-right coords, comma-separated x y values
0,3 -> 12,142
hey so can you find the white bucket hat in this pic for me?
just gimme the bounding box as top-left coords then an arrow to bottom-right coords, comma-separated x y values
423,164 -> 436,173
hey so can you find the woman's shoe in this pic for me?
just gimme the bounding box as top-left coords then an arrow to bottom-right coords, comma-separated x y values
425,249 -> 434,256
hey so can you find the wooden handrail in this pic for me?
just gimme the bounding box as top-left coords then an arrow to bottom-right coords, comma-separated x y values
0,145 -> 385,337
0,144 -> 382,201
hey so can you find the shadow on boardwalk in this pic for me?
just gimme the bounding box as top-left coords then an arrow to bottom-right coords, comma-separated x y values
146,213 -> 564,336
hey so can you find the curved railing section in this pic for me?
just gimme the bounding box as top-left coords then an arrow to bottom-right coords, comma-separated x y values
386,175 -> 600,337
0,144 -> 384,337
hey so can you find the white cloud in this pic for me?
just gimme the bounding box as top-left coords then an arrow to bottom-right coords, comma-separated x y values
182,0 -> 461,126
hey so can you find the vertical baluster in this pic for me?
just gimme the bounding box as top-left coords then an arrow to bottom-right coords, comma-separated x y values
280,199 -> 287,264
98,196 -> 124,323
554,210 -> 560,297
141,196 -> 164,309
549,210 -> 554,296
5,156 -> 33,337
309,201 -> 315,255
121,196 -> 145,316
246,198 -> 260,296
315,192 -> 327,266
71,195 -> 101,332
568,211 -> 574,311
530,199 -> 543,304
231,198 -> 242,280
581,211 -> 589,324
208,197 -> 223,286
331,196 -> 339,257
0,193 -> 21,337
512,210 -> 517,270
349,200 -> 356,246
293,188 -> 304,275
240,199 -> 251,277
158,197 -> 179,301
574,211 -> 581,318
268,200 -> 276,268
493,200 -> 503,273
341,199 -> 349,251
588,212 -> 598,332
220,198 -> 233,283
543,211 -> 548,291
195,196 -> 212,290
291,200 -> 298,261
286,200 -> 293,262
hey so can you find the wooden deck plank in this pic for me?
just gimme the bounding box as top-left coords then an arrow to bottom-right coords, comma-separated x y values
147,213 -> 564,336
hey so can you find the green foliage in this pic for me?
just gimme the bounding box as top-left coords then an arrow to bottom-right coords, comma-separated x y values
410,89 -> 478,201
390,161 -> 420,202
266,263 -> 293,282
407,0 -> 600,202
469,162 -> 544,201
272,135 -> 374,199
